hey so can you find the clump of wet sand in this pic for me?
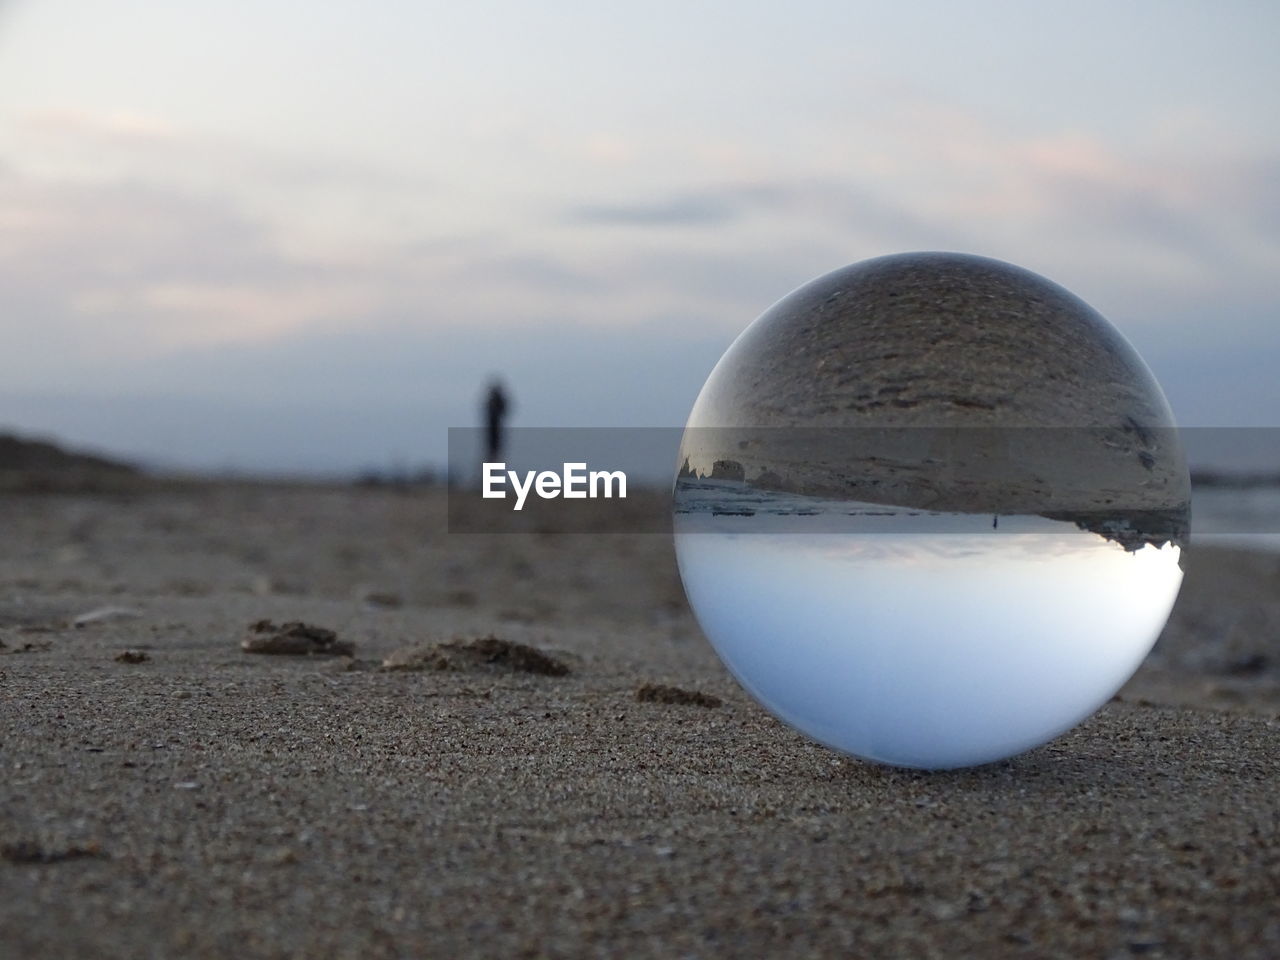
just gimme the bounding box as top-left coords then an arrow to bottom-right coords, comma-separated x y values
382,635 -> 571,676
241,619 -> 354,656
635,682 -> 722,708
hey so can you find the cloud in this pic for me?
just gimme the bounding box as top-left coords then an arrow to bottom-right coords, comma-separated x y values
7,107 -> 440,258
448,254 -> 609,295
569,193 -> 741,226
2,100 -> 1279,471
558,144 -> 1280,305
21,107 -> 177,141
0,169 -> 369,363
566,179 -> 935,236
0,163 -> 753,395
14,108 -> 436,190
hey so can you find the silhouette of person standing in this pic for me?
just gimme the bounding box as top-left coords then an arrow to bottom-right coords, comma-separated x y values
483,378 -> 510,464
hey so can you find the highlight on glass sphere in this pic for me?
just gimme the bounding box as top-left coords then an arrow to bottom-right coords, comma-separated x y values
673,252 -> 1189,770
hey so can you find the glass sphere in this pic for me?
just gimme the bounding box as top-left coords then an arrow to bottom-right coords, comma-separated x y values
674,252 -> 1188,769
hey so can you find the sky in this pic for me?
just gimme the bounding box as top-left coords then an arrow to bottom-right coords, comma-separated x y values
0,1 -> 1277,474
676,529 -> 1182,766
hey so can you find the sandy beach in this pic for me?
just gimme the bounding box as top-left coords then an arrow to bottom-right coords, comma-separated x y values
2,480 -> 1278,958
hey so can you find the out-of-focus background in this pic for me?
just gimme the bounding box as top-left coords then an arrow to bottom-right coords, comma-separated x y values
0,1 -> 1277,476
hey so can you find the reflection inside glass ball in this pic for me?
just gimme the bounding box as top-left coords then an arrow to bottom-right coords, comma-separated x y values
673,252 -> 1189,770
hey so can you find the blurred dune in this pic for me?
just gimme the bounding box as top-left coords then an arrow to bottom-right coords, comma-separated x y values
0,432 -> 143,494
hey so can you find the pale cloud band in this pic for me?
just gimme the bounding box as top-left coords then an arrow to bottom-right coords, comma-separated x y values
0,2 -> 1276,471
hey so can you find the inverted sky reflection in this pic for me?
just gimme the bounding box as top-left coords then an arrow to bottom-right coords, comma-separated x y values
675,528 -> 1182,768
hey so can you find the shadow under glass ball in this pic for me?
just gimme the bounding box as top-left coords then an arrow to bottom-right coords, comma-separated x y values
673,252 -> 1189,770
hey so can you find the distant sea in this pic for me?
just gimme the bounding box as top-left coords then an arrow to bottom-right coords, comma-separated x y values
1191,486 -> 1280,552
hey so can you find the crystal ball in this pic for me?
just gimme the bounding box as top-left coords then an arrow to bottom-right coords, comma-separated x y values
674,252 -> 1189,769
